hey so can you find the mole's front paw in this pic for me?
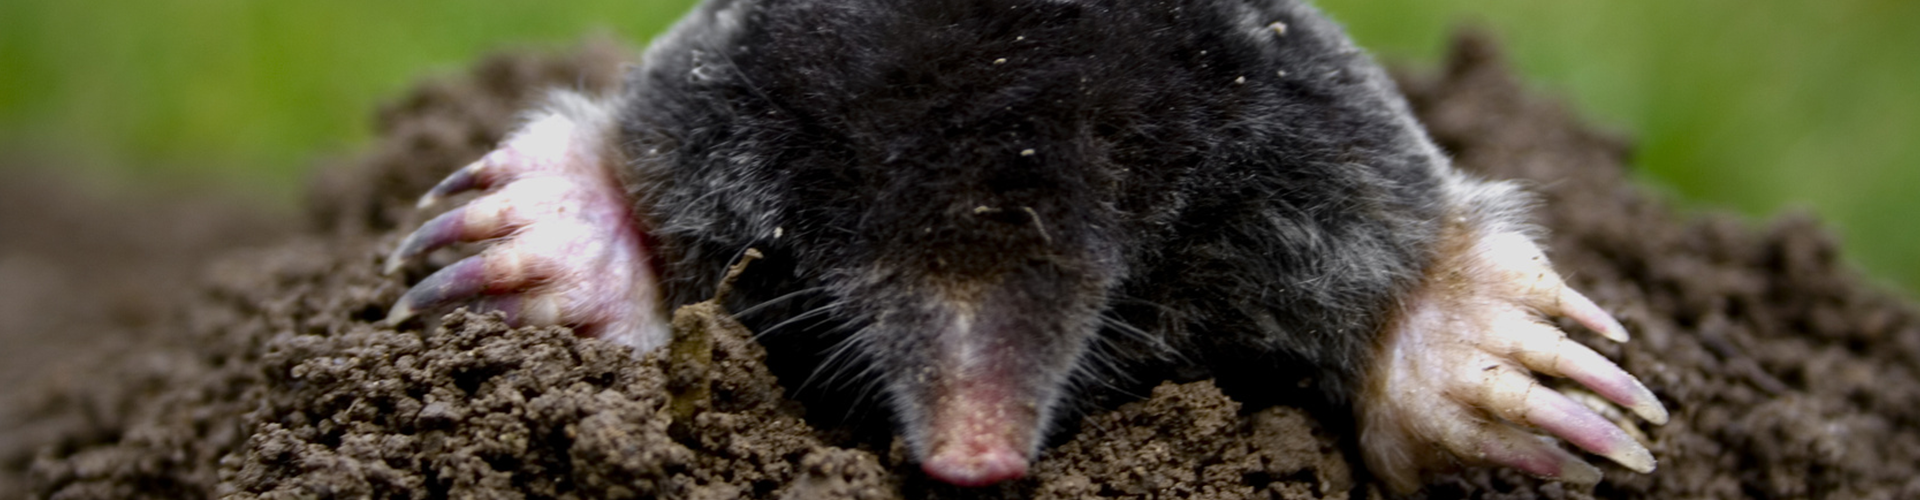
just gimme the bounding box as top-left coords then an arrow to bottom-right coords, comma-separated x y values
1360,223 -> 1667,493
384,93 -> 670,351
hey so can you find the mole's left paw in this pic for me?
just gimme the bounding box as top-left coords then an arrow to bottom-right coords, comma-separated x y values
1360,223 -> 1667,493
383,92 -> 670,351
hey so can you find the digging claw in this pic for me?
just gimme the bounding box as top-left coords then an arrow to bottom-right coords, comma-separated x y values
1516,328 -> 1669,425
386,255 -> 489,325
1480,364 -> 1655,473
418,159 -> 488,209
1475,422 -> 1602,484
385,206 -> 471,275
1556,287 -> 1629,343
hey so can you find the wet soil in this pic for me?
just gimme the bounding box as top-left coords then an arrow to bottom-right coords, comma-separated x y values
6,33 -> 1919,499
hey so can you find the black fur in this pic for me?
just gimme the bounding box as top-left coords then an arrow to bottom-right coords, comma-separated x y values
617,0 -> 1446,458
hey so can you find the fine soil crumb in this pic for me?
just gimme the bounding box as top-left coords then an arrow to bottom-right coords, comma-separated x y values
1029,382 -> 1352,500
8,32 -> 1920,499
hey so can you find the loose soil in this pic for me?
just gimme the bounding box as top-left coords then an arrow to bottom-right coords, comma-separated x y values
6,33 -> 1918,499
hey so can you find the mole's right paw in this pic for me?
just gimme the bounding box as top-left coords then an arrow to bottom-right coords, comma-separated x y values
384,92 -> 670,352
1358,210 -> 1667,494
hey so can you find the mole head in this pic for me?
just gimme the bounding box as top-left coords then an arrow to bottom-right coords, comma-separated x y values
787,36 -> 1129,488
624,0 -> 1214,485
730,0 -> 1140,485
833,142 -> 1124,485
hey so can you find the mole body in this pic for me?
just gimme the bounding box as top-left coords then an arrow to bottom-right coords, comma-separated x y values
385,0 -> 1668,492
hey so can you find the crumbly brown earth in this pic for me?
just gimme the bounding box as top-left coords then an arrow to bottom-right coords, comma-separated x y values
5,33 -> 1919,499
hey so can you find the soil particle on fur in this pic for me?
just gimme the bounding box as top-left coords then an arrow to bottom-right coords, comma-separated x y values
8,32 -> 1920,499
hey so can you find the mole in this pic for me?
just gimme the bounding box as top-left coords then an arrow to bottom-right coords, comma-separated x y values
382,0 -> 1667,493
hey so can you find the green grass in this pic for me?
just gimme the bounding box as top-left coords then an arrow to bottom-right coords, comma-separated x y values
0,0 -> 699,198
2,0 -> 1916,295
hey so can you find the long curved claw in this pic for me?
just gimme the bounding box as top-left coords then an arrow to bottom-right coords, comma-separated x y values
387,255 -> 490,325
418,159 -> 490,209
385,206 -> 473,275
386,237 -> 552,323
1500,320 -> 1670,425
1473,420 -> 1602,484
1480,365 -> 1655,473
1554,287 -> 1630,343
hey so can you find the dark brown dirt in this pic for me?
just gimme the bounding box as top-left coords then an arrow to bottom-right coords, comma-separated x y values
0,161 -> 291,498
6,32 -> 1919,499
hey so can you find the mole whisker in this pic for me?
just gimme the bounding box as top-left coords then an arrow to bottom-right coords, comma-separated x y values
732,285 -> 831,318
801,321 -> 878,392
749,301 -> 839,342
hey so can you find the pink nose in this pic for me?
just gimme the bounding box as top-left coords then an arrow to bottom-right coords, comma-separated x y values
917,367 -> 1038,486
921,440 -> 1030,487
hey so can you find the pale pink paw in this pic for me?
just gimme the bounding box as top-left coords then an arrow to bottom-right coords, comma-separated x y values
384,93 -> 670,352
1362,225 -> 1667,493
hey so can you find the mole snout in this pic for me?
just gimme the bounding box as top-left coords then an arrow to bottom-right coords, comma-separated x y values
913,303 -> 1044,486
384,0 -> 1667,492
849,246 -> 1114,485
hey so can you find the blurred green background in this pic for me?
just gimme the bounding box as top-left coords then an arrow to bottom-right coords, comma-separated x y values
1,0 -> 1915,295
